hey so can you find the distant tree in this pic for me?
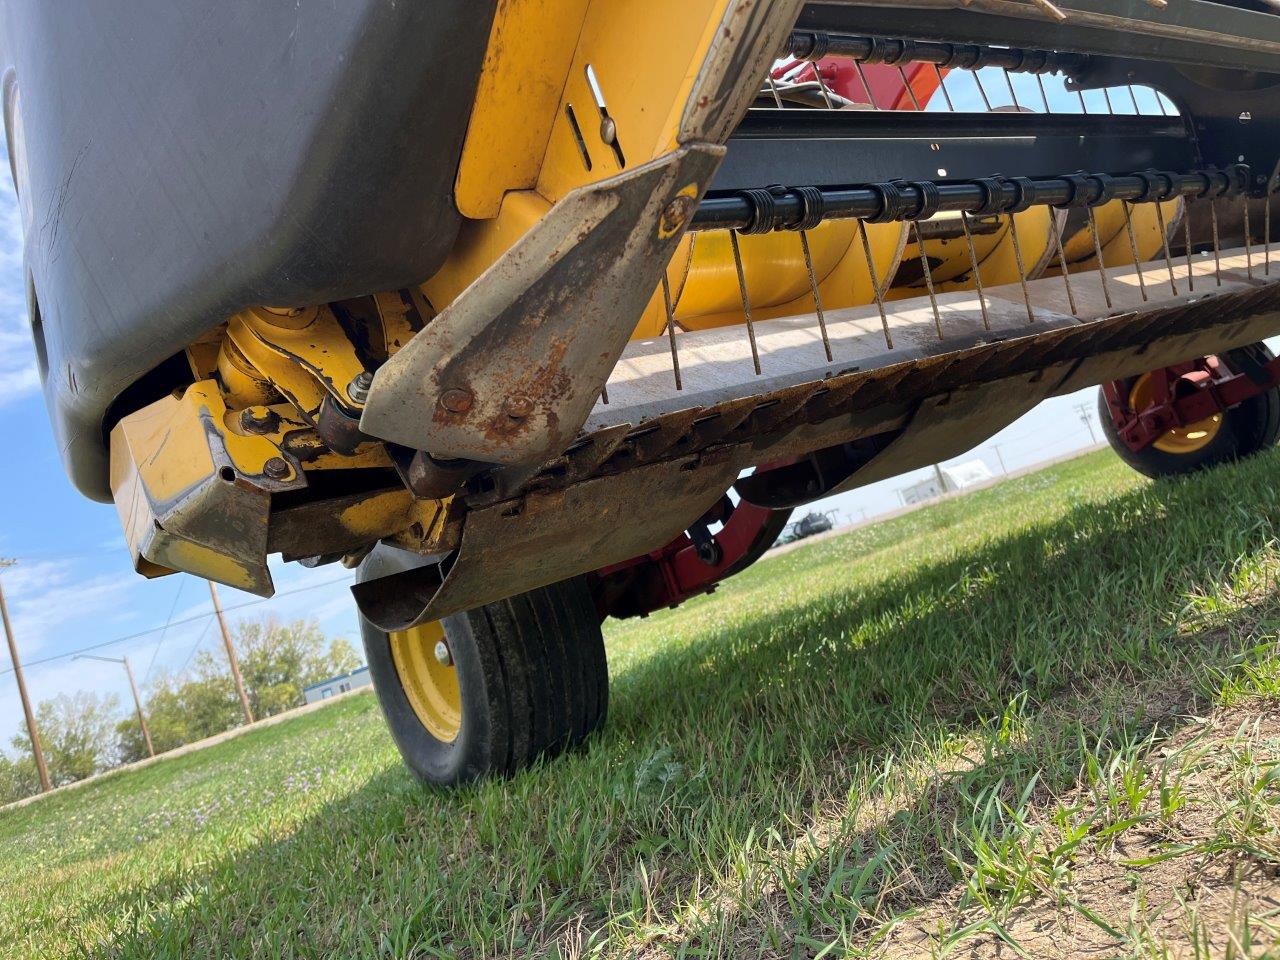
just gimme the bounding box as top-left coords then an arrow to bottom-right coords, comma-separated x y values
9,691 -> 121,788
0,753 -> 37,805
116,618 -> 360,763
233,618 -> 360,720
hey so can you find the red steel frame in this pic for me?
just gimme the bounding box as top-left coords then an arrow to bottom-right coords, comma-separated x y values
1102,352 -> 1280,452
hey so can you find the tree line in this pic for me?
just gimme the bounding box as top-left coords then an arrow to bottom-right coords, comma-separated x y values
0,618 -> 360,804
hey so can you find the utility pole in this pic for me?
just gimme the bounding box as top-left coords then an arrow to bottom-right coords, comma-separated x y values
208,581 -> 253,725
1075,402 -> 1099,445
74,654 -> 153,758
0,560 -> 51,793
992,443 -> 1008,475
932,463 -> 948,496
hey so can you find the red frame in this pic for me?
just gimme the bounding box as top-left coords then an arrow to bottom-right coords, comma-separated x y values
1102,352 -> 1280,452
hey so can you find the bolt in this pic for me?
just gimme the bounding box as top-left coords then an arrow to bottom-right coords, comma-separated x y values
239,406 -> 279,435
502,395 -> 534,419
438,387 -> 474,414
434,640 -> 453,666
263,457 -> 291,480
346,370 -> 374,405
660,194 -> 695,236
599,116 -> 617,145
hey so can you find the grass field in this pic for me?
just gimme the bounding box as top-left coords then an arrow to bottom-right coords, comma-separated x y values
4,448 -> 1280,958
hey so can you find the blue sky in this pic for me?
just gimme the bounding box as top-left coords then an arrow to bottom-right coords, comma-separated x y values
0,68 -> 1149,745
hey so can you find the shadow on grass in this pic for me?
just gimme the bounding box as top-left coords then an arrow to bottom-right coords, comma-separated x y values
85,454 -> 1280,957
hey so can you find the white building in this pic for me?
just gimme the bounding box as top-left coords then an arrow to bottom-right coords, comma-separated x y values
303,665 -> 372,704
897,459 -> 995,506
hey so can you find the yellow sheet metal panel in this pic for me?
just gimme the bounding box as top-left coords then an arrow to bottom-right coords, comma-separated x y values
455,0 -> 591,219
535,0 -> 728,200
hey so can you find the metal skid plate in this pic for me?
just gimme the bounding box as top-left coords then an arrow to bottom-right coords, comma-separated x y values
361,146 -> 724,467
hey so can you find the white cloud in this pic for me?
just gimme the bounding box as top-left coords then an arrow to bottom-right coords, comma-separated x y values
0,160 -> 37,408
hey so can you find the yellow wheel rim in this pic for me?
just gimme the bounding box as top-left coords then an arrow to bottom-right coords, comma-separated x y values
1129,372 -> 1222,455
389,620 -> 462,743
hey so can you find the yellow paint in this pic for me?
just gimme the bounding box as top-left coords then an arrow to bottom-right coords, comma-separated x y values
455,0 -> 592,219
1129,371 -> 1222,455
670,220 -> 907,330
337,490 -> 418,539
390,620 -> 462,742
1059,198 -> 1182,270
226,306 -> 366,418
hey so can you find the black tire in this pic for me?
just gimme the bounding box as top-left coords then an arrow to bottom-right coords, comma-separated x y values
1100,344 -> 1280,479
360,573 -> 608,786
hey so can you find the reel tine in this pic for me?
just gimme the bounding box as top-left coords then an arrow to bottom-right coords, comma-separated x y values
729,230 -> 762,374
766,74 -> 784,109
1267,195 -> 1273,278
1210,198 -> 1223,286
799,230 -> 833,361
1006,213 -> 1035,323
812,63 -> 836,110
1050,219 -> 1078,315
1243,201 -> 1254,279
913,220 -> 944,339
973,69 -> 994,111
1087,206 -> 1114,309
935,64 -> 956,111
1127,84 -> 1141,113
660,272 -> 683,390
1102,86 -> 1115,115
899,66 -> 922,109
1077,88 -> 1089,114
1002,68 -> 1020,110
854,61 -> 882,110
1152,199 -> 1178,295
857,219 -> 893,349
601,383 -> 610,405
1183,200 -> 1195,292
959,212 -> 991,330
1121,200 -> 1149,302
1036,73 -> 1051,113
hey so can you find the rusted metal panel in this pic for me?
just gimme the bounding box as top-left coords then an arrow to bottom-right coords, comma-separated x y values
360,145 -> 725,467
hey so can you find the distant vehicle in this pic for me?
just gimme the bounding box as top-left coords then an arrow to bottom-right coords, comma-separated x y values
779,511 -> 836,545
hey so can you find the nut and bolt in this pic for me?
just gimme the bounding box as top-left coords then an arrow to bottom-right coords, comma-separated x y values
660,194 -> 695,235
438,387 -> 474,414
599,116 -> 617,145
502,395 -> 534,419
346,370 -> 374,405
239,406 -> 280,435
263,457 -> 291,480
433,640 -> 453,666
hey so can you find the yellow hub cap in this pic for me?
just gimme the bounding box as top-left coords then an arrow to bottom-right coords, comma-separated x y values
389,620 -> 461,742
1129,372 -> 1223,455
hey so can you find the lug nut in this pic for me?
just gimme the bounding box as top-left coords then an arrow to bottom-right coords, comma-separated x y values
346,371 -> 373,405
438,387 -> 474,414
434,640 -> 453,666
263,456 -> 291,480
502,395 -> 534,419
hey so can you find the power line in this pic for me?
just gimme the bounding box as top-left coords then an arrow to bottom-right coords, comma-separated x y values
0,573 -> 354,676
177,618 -> 215,675
142,578 -> 185,687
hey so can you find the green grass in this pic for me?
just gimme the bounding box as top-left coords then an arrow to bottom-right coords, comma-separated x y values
5,448 -> 1280,958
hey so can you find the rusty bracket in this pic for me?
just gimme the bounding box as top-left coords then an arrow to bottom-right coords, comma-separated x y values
359,144 -> 725,467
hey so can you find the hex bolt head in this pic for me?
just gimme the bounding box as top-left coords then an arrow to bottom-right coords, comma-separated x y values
502,395 -> 534,419
239,406 -> 279,435
660,194 -> 695,235
438,388 -> 474,414
346,371 -> 374,405
434,640 -> 453,666
263,457 -> 291,480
